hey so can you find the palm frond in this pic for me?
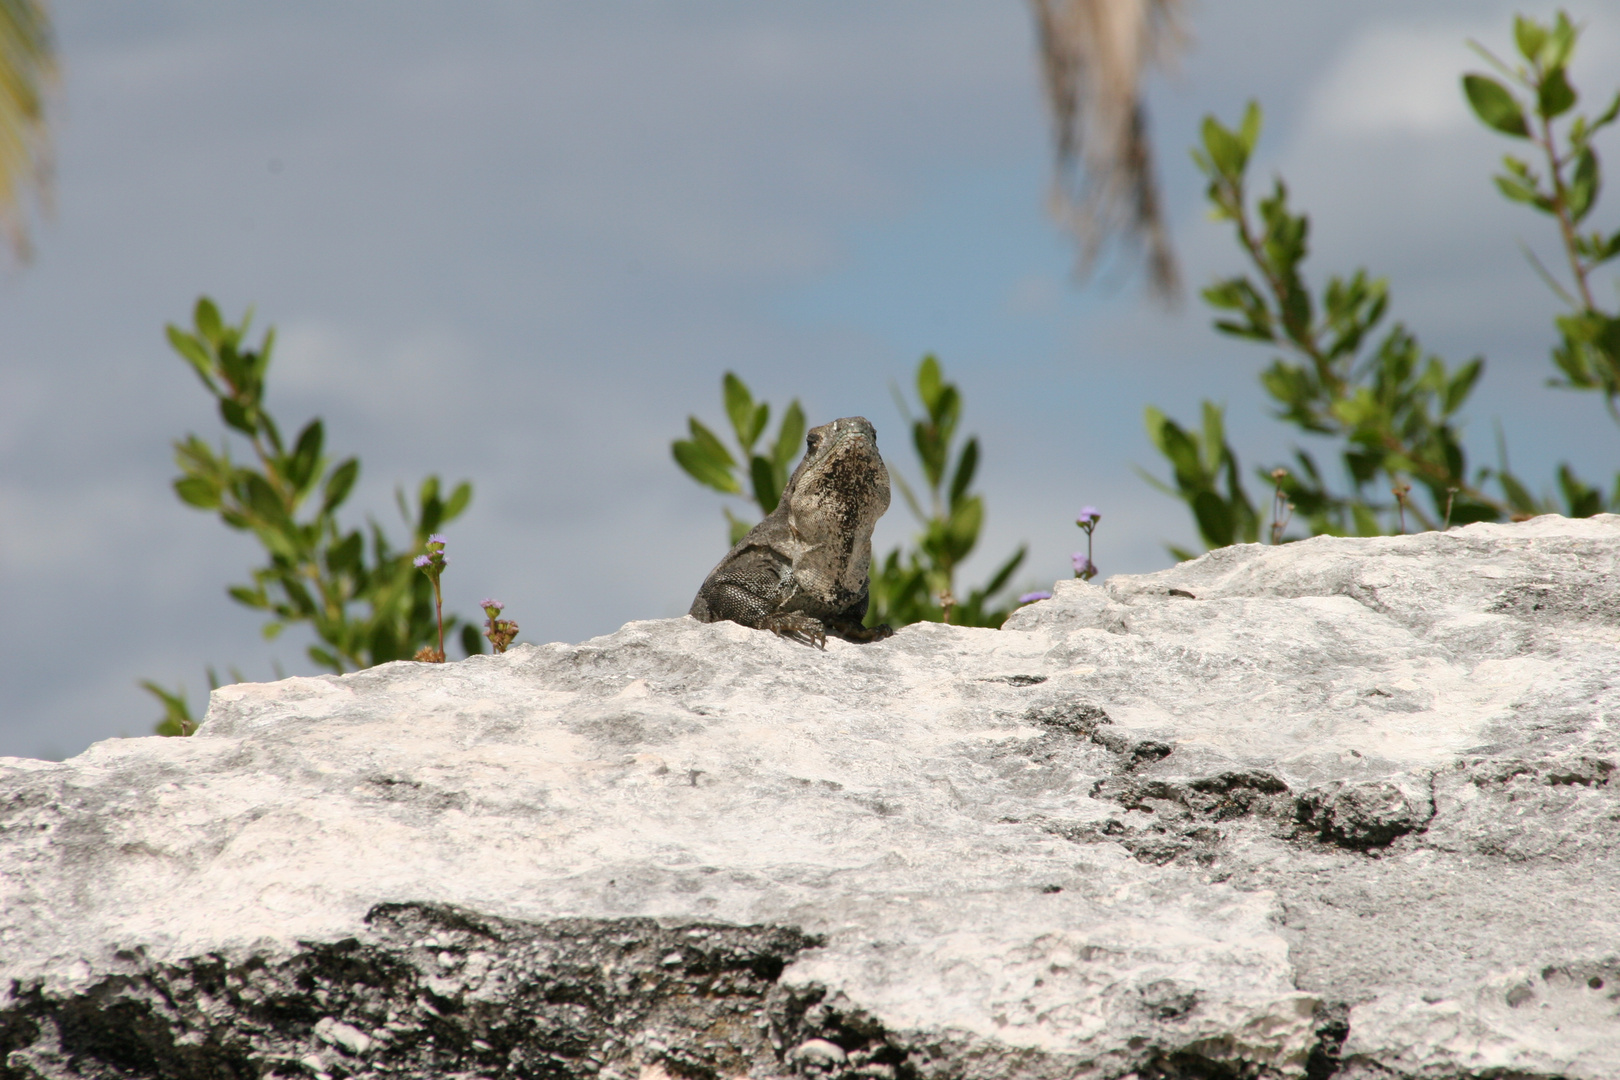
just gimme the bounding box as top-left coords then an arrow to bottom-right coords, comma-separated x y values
0,0 -> 56,263
1029,0 -> 1185,299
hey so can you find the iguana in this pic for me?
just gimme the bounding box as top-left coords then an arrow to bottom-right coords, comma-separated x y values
689,416 -> 892,648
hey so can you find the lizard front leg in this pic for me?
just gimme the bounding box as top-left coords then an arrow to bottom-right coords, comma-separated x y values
823,595 -> 892,643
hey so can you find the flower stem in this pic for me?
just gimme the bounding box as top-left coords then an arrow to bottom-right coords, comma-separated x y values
434,579 -> 444,659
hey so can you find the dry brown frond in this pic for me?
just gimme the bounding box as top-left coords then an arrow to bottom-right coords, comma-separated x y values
1029,0 -> 1185,300
0,0 -> 56,264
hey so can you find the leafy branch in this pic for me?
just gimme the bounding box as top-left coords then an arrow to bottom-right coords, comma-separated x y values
871,355 -> 1025,627
672,372 -> 806,545
1189,102 -> 1504,534
145,297 -> 482,734
1465,10 -> 1620,422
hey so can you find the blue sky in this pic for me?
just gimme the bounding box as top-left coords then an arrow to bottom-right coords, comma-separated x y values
2,1 -> 1617,759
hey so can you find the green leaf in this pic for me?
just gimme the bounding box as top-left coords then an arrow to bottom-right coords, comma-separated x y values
327,531 -> 364,575
287,420 -> 324,494
1192,490 -> 1235,549
1557,463 -> 1603,518
257,409 -> 282,455
722,373 -> 760,450
771,400 -> 807,472
687,417 -> 736,470
174,476 -> 220,509
219,397 -> 255,436
948,437 -> 979,510
442,481 -> 472,523
166,325 -> 217,386
1237,100 -> 1263,155
1592,90 -> 1620,132
259,326 -> 277,369
749,454 -> 780,514
323,458 -> 360,512
194,296 -> 224,343
1197,401 -> 1230,474
1464,74 -> 1530,137
944,495 -> 983,558
912,417 -> 947,494
1568,148 -> 1598,222
916,354 -> 943,412
1143,406 -> 1202,485
1513,15 -> 1547,64
1201,280 -> 1246,311
1493,174 -> 1544,207
978,544 -> 1026,600
140,680 -> 198,737
672,438 -> 742,494
242,472 -> 288,528
417,474 -> 442,516
1544,12 -> 1576,72
929,384 -> 960,438
747,403 -> 770,450
1498,470 -> 1537,514
417,488 -> 447,539
1501,155 -> 1535,180
280,576 -> 318,617
1538,65 -> 1576,119
227,585 -> 268,609
1201,115 -> 1247,178
1443,358 -> 1484,415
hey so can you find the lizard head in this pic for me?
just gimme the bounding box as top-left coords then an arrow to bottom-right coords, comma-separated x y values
783,416 -> 891,597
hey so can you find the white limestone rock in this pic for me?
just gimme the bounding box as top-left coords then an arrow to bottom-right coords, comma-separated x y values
2,515 -> 1617,1079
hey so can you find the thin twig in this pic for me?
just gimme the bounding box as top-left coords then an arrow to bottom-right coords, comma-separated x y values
1517,239 -> 1582,308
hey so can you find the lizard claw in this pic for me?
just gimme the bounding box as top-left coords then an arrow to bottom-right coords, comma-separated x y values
763,612 -> 828,649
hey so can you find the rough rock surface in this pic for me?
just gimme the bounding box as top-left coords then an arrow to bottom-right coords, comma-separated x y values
3,516 -> 1618,1080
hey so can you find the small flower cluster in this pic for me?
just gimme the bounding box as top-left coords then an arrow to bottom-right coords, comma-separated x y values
1017,504 -> 1102,607
412,533 -> 448,577
481,599 -> 520,654
412,535 -> 521,662
1073,505 -> 1100,582
412,534 -> 450,663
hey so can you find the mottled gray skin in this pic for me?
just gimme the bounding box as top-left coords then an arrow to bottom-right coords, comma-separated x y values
690,416 -> 892,647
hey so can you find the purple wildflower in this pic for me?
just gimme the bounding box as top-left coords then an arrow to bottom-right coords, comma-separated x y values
427,534 -> 446,545
1076,506 -> 1100,526
1017,590 -> 1052,605
1072,551 -> 1096,579
413,554 -> 431,568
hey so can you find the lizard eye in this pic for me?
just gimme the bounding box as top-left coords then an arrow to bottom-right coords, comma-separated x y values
806,433 -> 822,451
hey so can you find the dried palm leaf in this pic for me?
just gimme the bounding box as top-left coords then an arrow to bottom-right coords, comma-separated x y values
1029,0 -> 1185,299
0,0 -> 55,263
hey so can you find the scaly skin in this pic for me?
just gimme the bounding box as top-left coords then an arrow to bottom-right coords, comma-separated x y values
689,416 -> 892,648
